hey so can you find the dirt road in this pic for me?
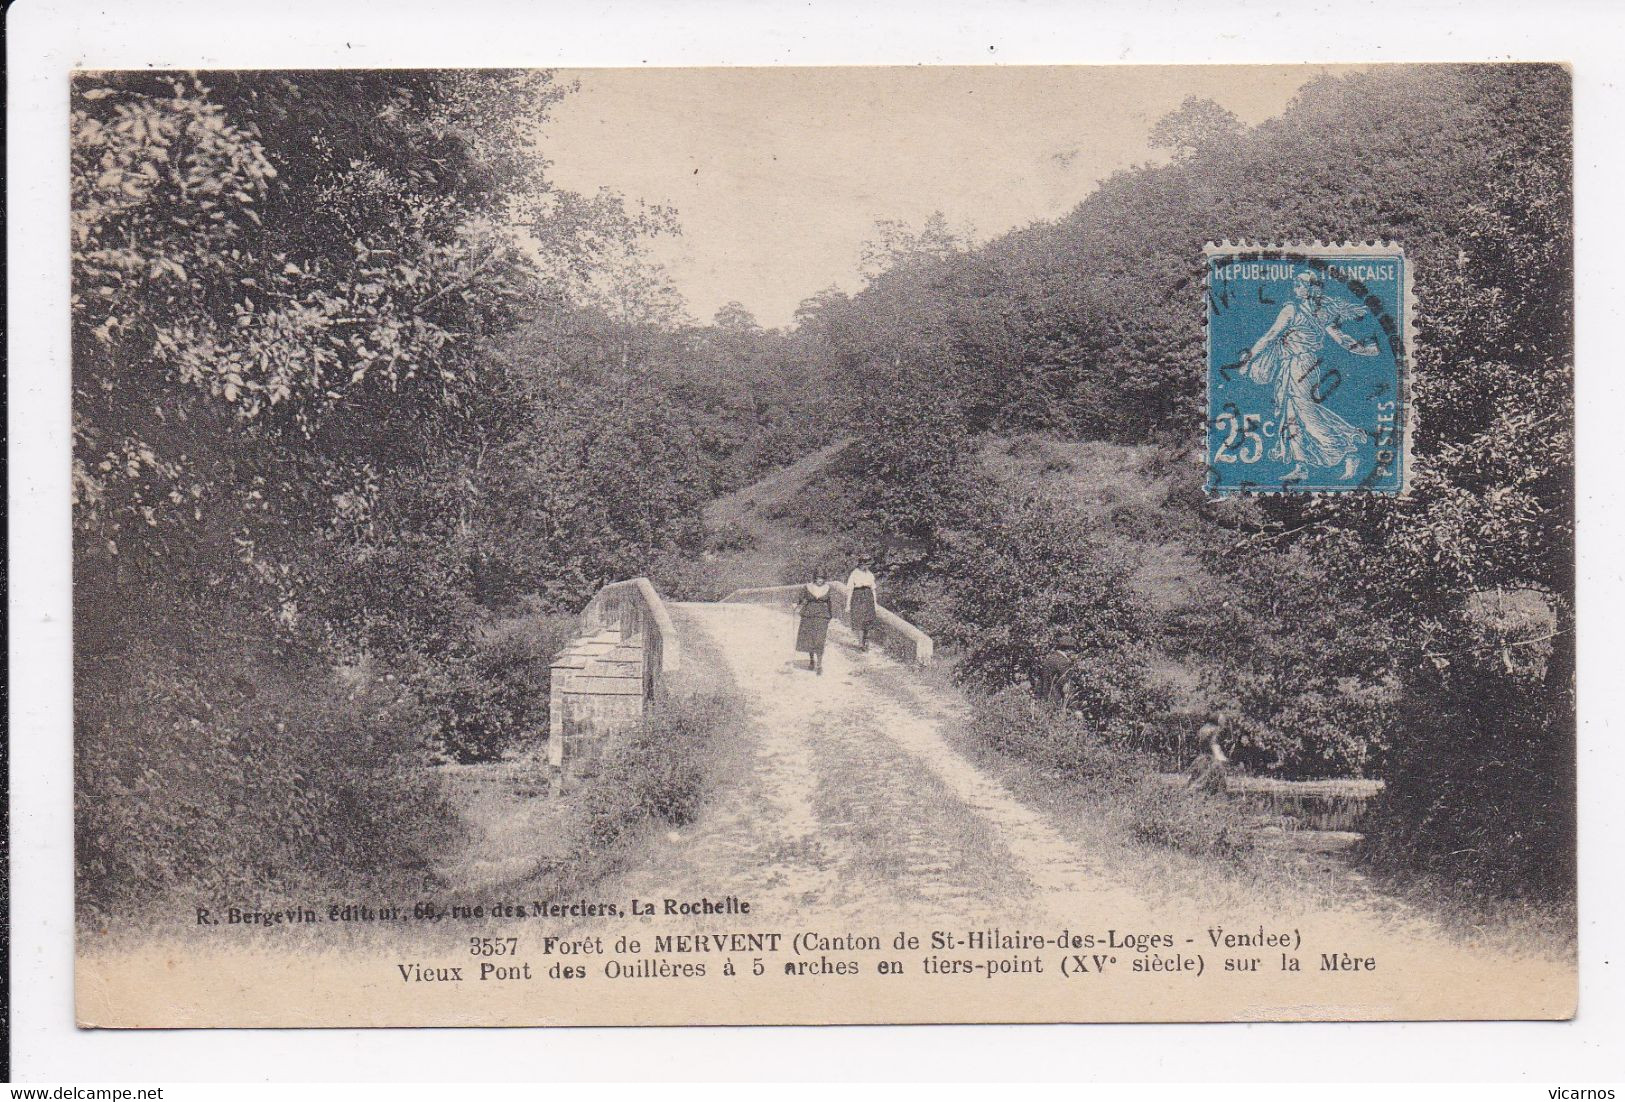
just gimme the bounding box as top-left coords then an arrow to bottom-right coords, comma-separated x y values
605,601 -> 1160,930
571,599 -> 1575,1020
77,599 -> 1575,1026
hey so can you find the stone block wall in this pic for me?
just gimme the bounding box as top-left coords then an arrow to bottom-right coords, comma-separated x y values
548,629 -> 646,793
546,578 -> 680,796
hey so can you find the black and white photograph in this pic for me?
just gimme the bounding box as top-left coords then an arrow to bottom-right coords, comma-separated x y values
57,59 -> 1582,1029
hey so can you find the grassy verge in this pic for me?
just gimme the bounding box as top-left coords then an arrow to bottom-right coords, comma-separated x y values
566,693 -> 736,867
947,677 -> 1415,923
947,673 -> 1572,955
966,686 -> 1257,862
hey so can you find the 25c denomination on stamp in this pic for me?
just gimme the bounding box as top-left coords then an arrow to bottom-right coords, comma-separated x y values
1205,242 -> 1411,495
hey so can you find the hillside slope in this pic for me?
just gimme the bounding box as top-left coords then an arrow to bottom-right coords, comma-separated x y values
660,437 -> 857,599
697,432 -> 1226,702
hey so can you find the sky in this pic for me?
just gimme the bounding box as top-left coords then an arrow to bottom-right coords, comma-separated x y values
540,66 -> 1358,328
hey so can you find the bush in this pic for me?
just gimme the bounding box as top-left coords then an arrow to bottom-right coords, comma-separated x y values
406,611 -> 575,764
967,687 -> 1130,780
1153,531 -> 1398,778
644,548 -> 733,603
576,692 -> 734,854
1364,649 -> 1575,899
1119,779 -> 1254,857
76,635 -> 462,918
878,573 -> 957,647
967,688 -> 1251,858
1058,647 -> 1176,745
705,519 -> 757,554
942,493 -> 1141,671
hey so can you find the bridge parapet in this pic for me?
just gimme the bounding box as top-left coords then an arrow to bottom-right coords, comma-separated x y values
549,577 -> 679,793
581,576 -> 681,689
723,582 -> 934,666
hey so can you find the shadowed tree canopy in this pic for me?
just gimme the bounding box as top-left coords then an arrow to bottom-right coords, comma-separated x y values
71,70 -> 671,632
761,63 -> 1572,895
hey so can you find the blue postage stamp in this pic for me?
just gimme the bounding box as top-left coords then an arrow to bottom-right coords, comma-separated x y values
1205,242 -> 1410,495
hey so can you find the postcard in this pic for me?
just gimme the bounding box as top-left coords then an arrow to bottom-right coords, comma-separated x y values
72,63 -> 1575,1027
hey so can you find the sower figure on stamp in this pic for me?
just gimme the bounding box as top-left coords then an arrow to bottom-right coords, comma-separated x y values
845,558 -> 879,651
795,570 -> 835,675
1239,269 -> 1381,483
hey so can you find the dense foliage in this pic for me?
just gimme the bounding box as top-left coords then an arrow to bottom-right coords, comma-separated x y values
74,63 -> 1574,913
770,65 -> 1573,897
72,71 -> 827,912
73,71 -> 566,910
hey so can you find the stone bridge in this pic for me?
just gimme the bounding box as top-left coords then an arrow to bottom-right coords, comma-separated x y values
719,581 -> 933,665
546,576 -> 931,791
546,577 -> 680,791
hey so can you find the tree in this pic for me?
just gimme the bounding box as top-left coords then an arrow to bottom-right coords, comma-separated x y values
712,301 -> 761,331
1148,96 -> 1244,160
792,285 -> 849,332
71,70 -> 665,643
764,64 -> 1575,895
1283,80 -> 1575,893
939,493 -> 1164,739
858,211 -> 967,282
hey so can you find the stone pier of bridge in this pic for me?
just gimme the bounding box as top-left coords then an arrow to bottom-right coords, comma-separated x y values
546,577 -> 678,793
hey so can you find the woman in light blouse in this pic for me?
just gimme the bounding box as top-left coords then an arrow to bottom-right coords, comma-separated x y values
845,559 -> 878,651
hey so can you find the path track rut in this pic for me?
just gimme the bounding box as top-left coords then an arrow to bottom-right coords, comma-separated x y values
610,602 -> 1161,929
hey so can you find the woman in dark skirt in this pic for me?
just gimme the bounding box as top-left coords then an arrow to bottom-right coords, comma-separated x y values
845,560 -> 878,650
795,571 -> 835,674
